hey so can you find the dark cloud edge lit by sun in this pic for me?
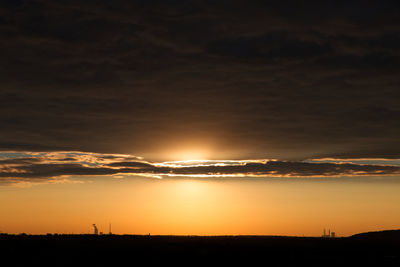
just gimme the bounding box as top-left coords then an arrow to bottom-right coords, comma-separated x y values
1,151 -> 400,186
1,1 -> 400,165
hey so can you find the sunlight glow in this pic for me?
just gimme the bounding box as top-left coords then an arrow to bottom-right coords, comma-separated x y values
171,150 -> 210,161
154,159 -> 271,168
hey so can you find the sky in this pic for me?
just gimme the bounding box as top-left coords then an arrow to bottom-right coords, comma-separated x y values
0,0 -> 400,236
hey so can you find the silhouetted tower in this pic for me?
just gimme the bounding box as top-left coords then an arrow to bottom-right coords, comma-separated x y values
109,223 -> 112,235
92,224 -> 98,235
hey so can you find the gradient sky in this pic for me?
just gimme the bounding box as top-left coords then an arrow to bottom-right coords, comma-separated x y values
0,0 -> 400,236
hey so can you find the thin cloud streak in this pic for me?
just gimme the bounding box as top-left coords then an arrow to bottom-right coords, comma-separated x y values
0,151 -> 399,185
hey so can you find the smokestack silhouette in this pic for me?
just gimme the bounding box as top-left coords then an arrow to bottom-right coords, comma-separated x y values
322,228 -> 336,238
92,224 -> 98,235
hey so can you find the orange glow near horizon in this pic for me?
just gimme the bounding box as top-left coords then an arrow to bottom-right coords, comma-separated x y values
1,176 -> 400,236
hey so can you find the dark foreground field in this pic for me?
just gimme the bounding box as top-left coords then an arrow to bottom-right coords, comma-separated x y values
1,230 -> 399,266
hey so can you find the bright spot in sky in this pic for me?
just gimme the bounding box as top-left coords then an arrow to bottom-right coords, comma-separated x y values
176,180 -> 205,196
170,150 -> 210,161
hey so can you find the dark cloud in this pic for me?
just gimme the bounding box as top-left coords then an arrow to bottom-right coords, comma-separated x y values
165,161 -> 400,177
207,32 -> 333,59
0,157 -> 42,164
106,162 -> 154,168
0,1 -> 400,160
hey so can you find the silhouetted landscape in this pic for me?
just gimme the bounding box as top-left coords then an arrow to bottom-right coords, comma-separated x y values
1,230 -> 399,266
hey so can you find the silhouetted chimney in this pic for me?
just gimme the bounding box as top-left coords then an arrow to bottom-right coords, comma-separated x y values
92,224 -> 98,235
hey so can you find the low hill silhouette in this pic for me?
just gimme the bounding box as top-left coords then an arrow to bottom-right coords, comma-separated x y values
0,230 -> 399,266
351,229 -> 400,241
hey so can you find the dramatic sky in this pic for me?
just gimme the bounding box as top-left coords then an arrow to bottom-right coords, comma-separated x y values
0,1 -> 400,236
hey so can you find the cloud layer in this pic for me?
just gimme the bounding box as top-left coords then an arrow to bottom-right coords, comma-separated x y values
0,1 -> 399,160
1,152 -> 400,185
